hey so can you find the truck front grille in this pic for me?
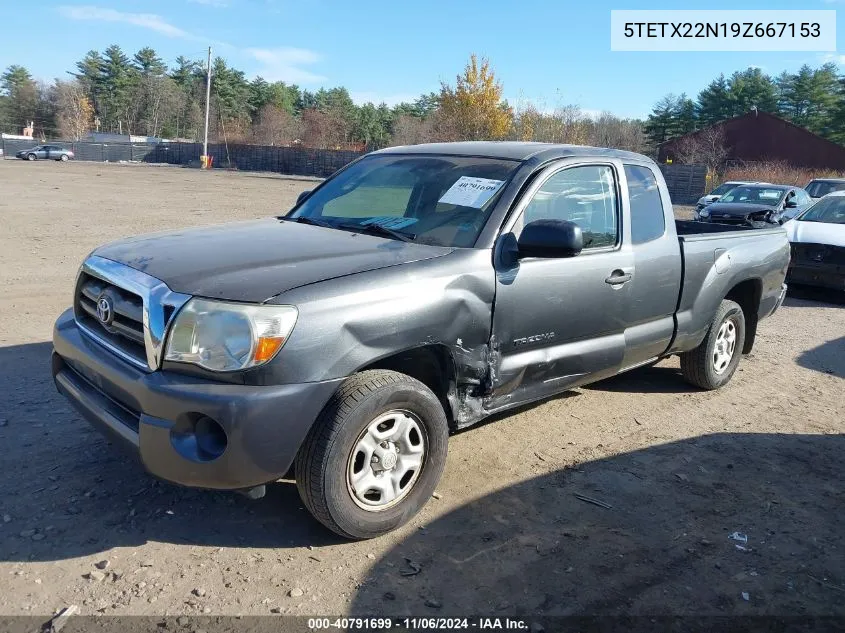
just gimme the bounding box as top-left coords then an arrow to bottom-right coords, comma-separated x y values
72,256 -> 191,371
75,272 -> 148,367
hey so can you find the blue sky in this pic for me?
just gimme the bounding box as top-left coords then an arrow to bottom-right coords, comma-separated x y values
1,0 -> 842,118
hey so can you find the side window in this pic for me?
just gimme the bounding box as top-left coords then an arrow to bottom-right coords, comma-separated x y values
517,165 -> 618,248
624,164 -> 665,244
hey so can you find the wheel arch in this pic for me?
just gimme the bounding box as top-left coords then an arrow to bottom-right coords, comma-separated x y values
724,277 -> 762,354
357,344 -> 459,429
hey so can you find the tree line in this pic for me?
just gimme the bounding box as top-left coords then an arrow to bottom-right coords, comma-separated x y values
4,47 -> 840,155
645,65 -> 843,147
0,49 -> 646,152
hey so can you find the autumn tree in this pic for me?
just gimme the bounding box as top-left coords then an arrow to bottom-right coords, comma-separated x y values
251,104 -> 303,145
674,126 -> 729,176
55,80 -> 94,140
390,114 -> 436,146
301,107 -> 351,149
438,54 -> 512,140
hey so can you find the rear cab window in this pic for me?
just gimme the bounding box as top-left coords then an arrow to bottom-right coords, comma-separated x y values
624,164 -> 665,244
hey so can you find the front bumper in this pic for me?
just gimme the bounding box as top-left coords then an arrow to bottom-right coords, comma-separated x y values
52,308 -> 342,490
787,263 -> 845,291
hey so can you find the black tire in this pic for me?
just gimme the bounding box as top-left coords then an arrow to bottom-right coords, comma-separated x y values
680,299 -> 746,390
27,153 -> 36,161
295,369 -> 448,539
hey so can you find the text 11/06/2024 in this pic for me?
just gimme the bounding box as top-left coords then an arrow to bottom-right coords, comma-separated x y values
307,617 -> 529,630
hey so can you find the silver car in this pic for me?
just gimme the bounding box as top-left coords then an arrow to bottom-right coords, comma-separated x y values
15,145 -> 75,161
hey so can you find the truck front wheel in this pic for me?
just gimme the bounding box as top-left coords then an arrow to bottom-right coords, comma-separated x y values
680,299 -> 746,390
295,370 -> 449,539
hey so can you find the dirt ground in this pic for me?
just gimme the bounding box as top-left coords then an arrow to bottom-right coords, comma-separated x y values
0,160 -> 843,620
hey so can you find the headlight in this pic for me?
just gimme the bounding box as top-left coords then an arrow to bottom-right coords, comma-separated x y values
699,208 -> 710,218
165,299 -> 298,371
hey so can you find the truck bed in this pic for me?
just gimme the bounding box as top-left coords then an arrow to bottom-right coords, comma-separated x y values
669,220 -> 790,355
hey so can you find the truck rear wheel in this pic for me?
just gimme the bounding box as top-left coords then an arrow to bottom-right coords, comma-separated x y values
680,299 -> 746,390
295,370 -> 448,539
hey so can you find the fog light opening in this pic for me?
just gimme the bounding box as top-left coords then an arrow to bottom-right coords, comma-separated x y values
194,416 -> 227,460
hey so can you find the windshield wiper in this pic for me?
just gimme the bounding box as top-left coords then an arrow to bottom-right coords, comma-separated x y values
338,222 -> 416,242
281,216 -> 335,229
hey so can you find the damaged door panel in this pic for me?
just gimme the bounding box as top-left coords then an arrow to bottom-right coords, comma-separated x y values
486,160 -> 631,410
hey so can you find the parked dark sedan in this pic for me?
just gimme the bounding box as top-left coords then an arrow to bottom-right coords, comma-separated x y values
15,145 -> 75,161
697,184 -> 813,226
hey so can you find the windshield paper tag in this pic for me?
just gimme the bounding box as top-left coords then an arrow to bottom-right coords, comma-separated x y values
361,216 -> 418,230
438,177 -> 505,208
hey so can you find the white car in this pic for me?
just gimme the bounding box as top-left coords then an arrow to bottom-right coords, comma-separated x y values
783,191 -> 845,291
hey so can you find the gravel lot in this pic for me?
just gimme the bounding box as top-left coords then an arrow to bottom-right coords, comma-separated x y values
0,160 -> 843,620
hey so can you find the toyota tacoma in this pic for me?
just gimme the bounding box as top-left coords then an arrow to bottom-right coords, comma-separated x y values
52,142 -> 790,539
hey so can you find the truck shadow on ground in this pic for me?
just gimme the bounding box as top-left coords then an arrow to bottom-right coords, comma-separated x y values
2,340 -> 842,577
796,336 -> 845,379
351,432 -> 845,617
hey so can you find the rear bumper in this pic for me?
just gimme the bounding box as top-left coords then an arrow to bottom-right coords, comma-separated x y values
769,283 -> 788,316
52,308 -> 342,490
787,263 -> 845,291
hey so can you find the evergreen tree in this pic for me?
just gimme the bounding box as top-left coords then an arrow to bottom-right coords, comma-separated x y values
696,75 -> 733,126
726,67 -> 778,116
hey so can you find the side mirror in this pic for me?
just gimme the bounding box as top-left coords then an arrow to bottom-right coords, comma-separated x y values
296,190 -> 312,206
517,219 -> 583,259
784,199 -> 798,209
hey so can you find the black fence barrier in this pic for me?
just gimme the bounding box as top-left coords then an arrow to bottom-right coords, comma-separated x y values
658,163 -> 708,205
2,138 -> 364,179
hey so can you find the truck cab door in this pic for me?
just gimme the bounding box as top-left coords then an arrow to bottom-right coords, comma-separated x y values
488,160 -> 633,409
616,163 -> 682,369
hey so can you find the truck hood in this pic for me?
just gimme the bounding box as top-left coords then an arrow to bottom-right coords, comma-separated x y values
93,218 -> 454,302
705,202 -> 777,218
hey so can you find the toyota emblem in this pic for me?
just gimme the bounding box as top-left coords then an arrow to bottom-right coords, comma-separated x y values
96,295 -> 114,325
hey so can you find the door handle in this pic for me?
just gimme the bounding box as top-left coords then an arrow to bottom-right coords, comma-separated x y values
605,270 -> 633,285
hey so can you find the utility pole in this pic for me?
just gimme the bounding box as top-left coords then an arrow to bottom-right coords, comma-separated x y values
203,46 -> 212,166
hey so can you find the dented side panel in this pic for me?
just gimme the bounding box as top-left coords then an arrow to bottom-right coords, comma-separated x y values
266,249 -> 496,424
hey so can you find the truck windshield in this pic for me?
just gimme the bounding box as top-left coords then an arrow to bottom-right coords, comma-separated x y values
287,154 -> 519,247
719,186 -> 785,206
797,196 -> 845,224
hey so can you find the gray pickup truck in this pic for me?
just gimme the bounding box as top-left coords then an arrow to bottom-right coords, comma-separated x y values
52,142 -> 789,539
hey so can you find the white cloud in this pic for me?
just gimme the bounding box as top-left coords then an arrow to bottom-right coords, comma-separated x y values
349,91 -> 418,107
188,0 -> 229,6
821,52 -> 845,64
58,5 -> 194,39
246,47 -> 326,84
